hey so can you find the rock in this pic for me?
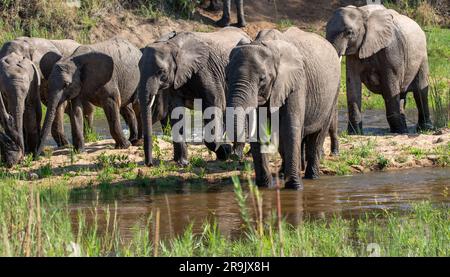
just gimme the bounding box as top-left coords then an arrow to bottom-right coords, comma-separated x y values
28,172 -> 39,180
351,165 -> 364,172
137,169 -> 144,178
427,155 -> 439,162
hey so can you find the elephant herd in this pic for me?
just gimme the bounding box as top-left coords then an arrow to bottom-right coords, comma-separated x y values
0,4 -> 433,189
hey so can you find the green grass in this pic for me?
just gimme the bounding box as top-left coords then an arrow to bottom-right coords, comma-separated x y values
0,178 -> 448,257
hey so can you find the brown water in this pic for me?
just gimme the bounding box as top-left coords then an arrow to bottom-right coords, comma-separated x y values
69,168 -> 449,239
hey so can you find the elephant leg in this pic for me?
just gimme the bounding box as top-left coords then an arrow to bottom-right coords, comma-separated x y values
24,104 -> 40,154
282,102 -> 304,190
169,97 -> 189,166
346,57 -> 363,135
250,142 -> 272,187
83,101 -> 95,136
207,0 -> 221,11
68,98 -> 85,152
235,0 -> 246,27
202,110 -> 231,161
329,106 -> 339,156
216,0 -> 231,27
120,104 -> 139,145
413,64 -> 433,132
51,104 -> 69,147
132,101 -> 143,140
278,137 -> 285,179
384,94 -> 407,133
103,98 -> 131,149
304,128 -> 328,180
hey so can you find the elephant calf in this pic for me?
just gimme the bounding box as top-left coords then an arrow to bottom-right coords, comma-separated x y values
227,27 -> 341,190
138,28 -> 251,166
326,4 -> 433,134
37,38 -> 142,155
0,53 -> 41,165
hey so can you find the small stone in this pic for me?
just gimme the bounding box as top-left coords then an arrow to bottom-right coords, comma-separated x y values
427,155 -> 439,162
137,169 -> 144,178
351,165 -> 364,172
28,172 -> 39,180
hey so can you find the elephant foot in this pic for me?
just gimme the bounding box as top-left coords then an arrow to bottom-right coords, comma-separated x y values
236,20 -> 247,28
304,168 -> 320,179
73,146 -> 85,154
389,126 -> 408,134
215,144 -> 232,161
330,150 -> 339,156
115,140 -> 131,149
144,159 -> 153,167
284,180 -> 304,190
130,138 -> 144,147
347,122 -> 363,135
176,158 -> 189,167
230,143 -> 245,161
216,17 -> 230,27
417,121 -> 433,133
55,138 -> 70,148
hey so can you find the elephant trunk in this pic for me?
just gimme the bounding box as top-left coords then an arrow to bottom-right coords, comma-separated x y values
36,90 -> 63,156
139,79 -> 159,166
227,82 -> 257,155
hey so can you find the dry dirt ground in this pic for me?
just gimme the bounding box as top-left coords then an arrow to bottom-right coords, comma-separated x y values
89,0 -> 363,46
10,129 -> 449,188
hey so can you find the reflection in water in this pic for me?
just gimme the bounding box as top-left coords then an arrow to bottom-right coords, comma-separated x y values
69,168 -> 450,239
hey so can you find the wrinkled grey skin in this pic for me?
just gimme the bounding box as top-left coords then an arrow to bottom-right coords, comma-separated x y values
227,27 -> 341,190
214,0 -> 246,28
326,5 -> 432,134
0,90 -> 23,167
139,27 -> 251,166
0,37 -> 95,147
38,38 -> 142,155
0,53 -> 41,163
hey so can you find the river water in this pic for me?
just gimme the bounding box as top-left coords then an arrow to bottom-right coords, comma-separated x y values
69,168 -> 449,239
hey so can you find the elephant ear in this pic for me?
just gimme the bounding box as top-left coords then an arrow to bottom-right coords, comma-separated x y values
173,33 -> 210,90
359,9 -> 395,59
264,40 -> 304,109
40,52 -> 62,80
74,50 -> 114,93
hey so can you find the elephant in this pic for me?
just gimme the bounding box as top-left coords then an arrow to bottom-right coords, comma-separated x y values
0,37 -> 96,147
214,0 -> 246,28
138,27 -> 251,166
0,53 -> 42,161
0,90 -> 23,167
226,27 -> 341,190
37,38 -> 142,155
326,4 -> 433,134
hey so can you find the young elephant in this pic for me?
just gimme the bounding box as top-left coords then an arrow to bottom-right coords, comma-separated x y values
138,27 -> 251,166
0,53 -> 42,159
227,27 -> 341,190
37,38 -> 142,155
0,92 -> 23,167
326,4 -> 432,134
0,37 -> 95,147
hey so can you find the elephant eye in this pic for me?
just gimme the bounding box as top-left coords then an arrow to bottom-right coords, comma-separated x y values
345,29 -> 354,37
63,81 -> 71,88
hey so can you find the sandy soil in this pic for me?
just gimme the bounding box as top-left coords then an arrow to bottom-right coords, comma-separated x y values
9,129 -> 449,188
88,0 -> 365,46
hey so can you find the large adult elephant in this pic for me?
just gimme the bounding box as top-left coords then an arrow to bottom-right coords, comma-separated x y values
37,38 -> 142,155
138,27 -> 251,166
0,53 -> 42,160
226,27 -> 341,190
326,4 -> 433,134
0,37 -> 95,147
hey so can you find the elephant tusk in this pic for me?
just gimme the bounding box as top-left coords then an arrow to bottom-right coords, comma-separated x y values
339,55 -> 342,63
149,95 -> 156,108
249,110 -> 257,139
